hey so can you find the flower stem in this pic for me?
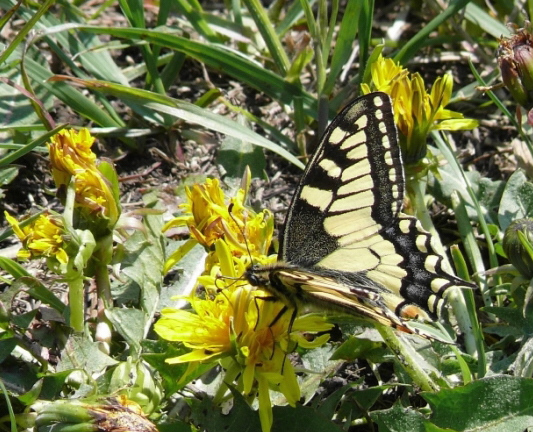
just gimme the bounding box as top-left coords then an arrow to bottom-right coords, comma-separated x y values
93,234 -> 113,308
377,324 -> 440,392
68,275 -> 85,333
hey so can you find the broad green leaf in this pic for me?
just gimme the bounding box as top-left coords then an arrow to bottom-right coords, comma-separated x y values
120,193 -> 165,333
371,402 -> 426,432
0,338 -> 17,364
330,336 -> 384,362
272,404 -> 344,431
56,333 -> 117,376
424,376 -> 533,431
217,132 -> 266,179
429,161 -> 505,225
190,389 -> 262,432
106,307 -> 146,358
141,339 -> 201,395
464,3 -> 511,38
159,242 -> 206,311
498,170 -> 533,231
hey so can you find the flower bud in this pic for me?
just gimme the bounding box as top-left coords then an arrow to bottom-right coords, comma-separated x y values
498,23 -> 533,112
109,359 -> 163,415
34,397 -> 157,432
503,218 -> 533,279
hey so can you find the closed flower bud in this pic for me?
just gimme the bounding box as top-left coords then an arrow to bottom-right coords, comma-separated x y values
34,397 -> 157,432
503,218 -> 533,279
498,23 -> 533,114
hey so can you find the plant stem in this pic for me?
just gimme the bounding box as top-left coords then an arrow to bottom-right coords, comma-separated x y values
68,275 -> 85,333
377,324 -> 440,392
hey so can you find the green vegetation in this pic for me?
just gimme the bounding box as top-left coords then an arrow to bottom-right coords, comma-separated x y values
1,1 -> 533,431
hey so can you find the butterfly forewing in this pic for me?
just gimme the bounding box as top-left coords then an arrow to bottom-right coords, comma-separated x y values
280,93 -> 404,266
247,91 -> 473,334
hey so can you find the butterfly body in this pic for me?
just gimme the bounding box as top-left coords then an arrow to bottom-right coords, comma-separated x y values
246,92 -> 472,335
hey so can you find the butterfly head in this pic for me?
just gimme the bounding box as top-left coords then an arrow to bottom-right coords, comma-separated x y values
245,264 -> 271,288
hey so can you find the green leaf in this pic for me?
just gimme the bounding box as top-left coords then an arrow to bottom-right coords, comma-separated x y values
121,195 -> 165,327
190,389 -> 262,432
371,402 -> 426,432
330,336 -> 384,362
464,2 -> 511,38
14,276 -> 67,315
424,376 -> 533,431
272,404 -> 344,431
217,132 -> 266,179
0,124 -> 66,167
429,161 -> 505,225
0,256 -> 31,278
56,333 -> 117,376
159,242 -> 206,311
498,170 -> 533,231
0,166 -> 19,186
0,338 -> 17,364
141,339 -> 200,395
55,76 -> 304,168
106,307 -> 146,358
75,25 -> 317,117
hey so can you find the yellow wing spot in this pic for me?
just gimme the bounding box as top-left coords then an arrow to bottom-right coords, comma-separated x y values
330,190 -> 373,213
318,158 -> 342,178
300,186 -> 333,211
416,234 -> 428,253
320,248 -> 380,273
426,294 -> 441,314
324,210 -> 373,237
373,94 -> 385,107
425,254 -> 440,272
369,238 -> 398,256
338,222 -> 383,246
381,134 -> 391,149
398,219 -> 412,234
329,128 -> 348,145
375,264 -> 408,280
337,174 -> 374,195
342,159 -> 371,181
367,268 -> 404,291
378,251 -> 404,266
374,108 -> 385,120
338,189 -> 375,210
431,278 -> 450,293
342,130 -> 367,151
378,122 -> 388,134
354,115 -> 368,130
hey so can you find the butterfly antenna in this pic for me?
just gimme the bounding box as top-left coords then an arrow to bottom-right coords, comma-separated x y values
228,202 -> 254,267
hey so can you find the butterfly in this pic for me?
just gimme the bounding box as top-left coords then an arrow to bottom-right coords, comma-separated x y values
245,91 -> 473,337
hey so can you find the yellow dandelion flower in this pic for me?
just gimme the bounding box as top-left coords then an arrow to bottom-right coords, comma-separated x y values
48,128 -> 120,226
361,54 -> 478,165
158,179 -> 334,432
155,276 -> 332,432
5,212 -> 69,265
75,167 -> 119,224
48,128 -> 96,187
163,178 -> 275,273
